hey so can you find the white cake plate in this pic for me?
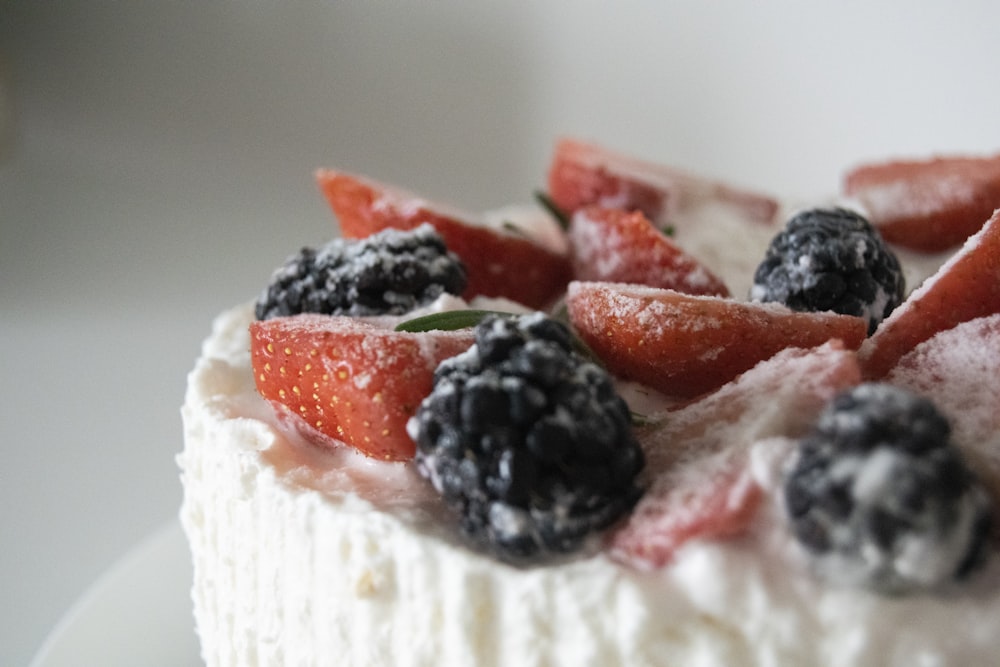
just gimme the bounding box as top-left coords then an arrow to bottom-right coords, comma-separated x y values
30,520 -> 200,667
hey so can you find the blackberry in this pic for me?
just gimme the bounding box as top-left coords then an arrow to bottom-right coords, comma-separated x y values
410,313 -> 645,563
783,383 -> 994,593
255,224 -> 467,320
750,207 -> 904,334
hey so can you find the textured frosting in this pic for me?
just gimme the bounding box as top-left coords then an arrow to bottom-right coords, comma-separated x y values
180,303 -> 1000,667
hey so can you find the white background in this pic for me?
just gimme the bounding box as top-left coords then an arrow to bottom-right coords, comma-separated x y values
3,2 -> 1000,665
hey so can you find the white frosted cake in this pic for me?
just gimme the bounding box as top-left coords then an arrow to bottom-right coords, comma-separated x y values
179,139 -> 1000,666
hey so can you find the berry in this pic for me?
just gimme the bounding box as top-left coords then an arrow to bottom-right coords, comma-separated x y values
410,313 -> 645,562
254,225 -> 467,320
565,281 -> 867,399
750,207 -> 905,335
316,169 -> 572,309
783,383 -> 994,593
844,153 -> 1000,252
568,206 -> 730,297
546,137 -> 779,224
250,314 -> 475,460
860,208 -> 1000,379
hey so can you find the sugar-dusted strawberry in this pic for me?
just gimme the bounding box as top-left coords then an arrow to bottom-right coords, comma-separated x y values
568,206 -> 730,296
610,341 -> 862,569
315,169 -> 571,309
843,153 -> 1000,252
640,341 -> 863,473
886,314 -> 1000,504
546,137 -> 779,224
860,209 -> 1000,379
250,314 -> 475,461
565,281 -> 866,398
610,447 -> 762,570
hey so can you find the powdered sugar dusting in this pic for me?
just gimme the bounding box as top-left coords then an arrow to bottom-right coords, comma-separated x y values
362,171 -> 470,223
859,174 -> 978,219
573,208 -> 629,278
568,207 -> 727,296
859,209 -> 1000,377
886,314 -> 1000,500
639,341 -> 861,475
847,156 -> 1000,226
609,444 -> 763,570
557,137 -> 779,223
608,341 -> 862,569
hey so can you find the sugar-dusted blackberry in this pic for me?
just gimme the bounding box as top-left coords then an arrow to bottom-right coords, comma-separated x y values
410,312 -> 645,563
783,383 -> 994,593
750,207 -> 904,334
255,224 -> 467,320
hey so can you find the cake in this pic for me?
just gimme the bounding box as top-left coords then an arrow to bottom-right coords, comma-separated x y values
179,138 -> 1000,666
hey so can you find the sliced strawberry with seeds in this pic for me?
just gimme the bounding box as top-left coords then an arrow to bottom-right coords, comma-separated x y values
315,169 -> 571,309
568,206 -> 730,297
860,209 -> 1000,379
844,154 -> 1000,252
250,314 -> 475,461
565,281 -> 866,399
547,137 -> 779,224
612,341 -> 861,570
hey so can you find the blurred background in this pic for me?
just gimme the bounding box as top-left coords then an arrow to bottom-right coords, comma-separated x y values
3,2 -> 1000,665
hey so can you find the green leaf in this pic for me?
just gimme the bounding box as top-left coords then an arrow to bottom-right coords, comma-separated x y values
397,308 -> 656,425
501,220 -> 530,238
393,309 -> 511,333
534,190 -> 571,230
396,308 -> 606,370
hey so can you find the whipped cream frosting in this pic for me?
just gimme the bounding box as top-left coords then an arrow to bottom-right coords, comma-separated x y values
179,298 -> 1000,667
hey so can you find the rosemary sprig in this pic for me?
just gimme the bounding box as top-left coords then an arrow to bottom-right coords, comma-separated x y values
396,309 -> 658,428
395,308 -> 602,368
630,411 -> 654,427
501,220 -> 531,238
393,309 -> 508,333
533,190 -> 571,230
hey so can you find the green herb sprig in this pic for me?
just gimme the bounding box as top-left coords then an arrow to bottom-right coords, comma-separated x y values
534,190 -> 570,230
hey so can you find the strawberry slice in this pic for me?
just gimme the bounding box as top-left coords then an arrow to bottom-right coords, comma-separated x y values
568,206 -> 730,297
612,341 -> 862,570
640,341 -> 863,474
565,281 -> 867,398
315,169 -> 571,309
843,154 -> 1000,252
886,314 -> 1000,504
610,447 -> 763,570
250,314 -> 475,461
860,209 -> 1000,379
546,137 -> 779,224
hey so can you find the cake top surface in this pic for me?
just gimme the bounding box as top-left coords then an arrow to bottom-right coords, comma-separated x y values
234,137 -> 1000,593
